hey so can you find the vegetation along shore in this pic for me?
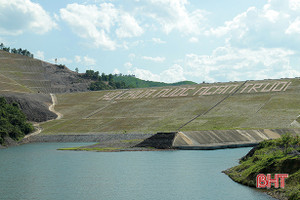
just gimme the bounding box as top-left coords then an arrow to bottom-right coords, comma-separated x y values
223,133 -> 300,200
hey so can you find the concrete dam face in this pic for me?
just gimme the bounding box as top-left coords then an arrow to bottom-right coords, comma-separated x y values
172,129 -> 300,149
136,129 -> 300,150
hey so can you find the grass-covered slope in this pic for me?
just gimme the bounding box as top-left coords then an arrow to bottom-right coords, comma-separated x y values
0,50 -> 196,94
224,133 -> 300,200
40,78 -> 300,135
181,78 -> 300,131
0,73 -> 33,93
0,50 -> 90,93
1,49 -> 299,136
40,90 -> 224,134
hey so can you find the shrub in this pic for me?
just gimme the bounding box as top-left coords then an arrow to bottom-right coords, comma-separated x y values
0,97 -> 34,144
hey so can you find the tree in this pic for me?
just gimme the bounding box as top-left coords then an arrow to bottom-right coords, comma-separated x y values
109,80 -> 116,88
11,48 -> 17,54
21,49 -> 27,56
101,73 -> 107,81
3,47 -> 10,52
85,70 -> 94,78
0,97 -> 34,144
17,48 -> 22,55
89,81 -> 109,91
115,82 -> 121,89
108,74 -> 113,82
0,44 -> 33,58
93,71 -> 99,80
75,67 -> 79,73
279,133 -> 293,155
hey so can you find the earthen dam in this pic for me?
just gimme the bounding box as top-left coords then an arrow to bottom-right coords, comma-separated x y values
1,50 -> 299,149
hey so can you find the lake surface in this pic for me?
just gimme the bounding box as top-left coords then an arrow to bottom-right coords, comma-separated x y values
0,143 -> 276,200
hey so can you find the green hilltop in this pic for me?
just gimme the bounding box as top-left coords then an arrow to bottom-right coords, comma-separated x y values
113,74 -> 197,88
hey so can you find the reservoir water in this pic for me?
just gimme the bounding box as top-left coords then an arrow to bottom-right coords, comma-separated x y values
0,143 -> 276,200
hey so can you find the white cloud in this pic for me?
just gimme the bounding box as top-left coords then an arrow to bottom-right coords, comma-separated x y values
54,13 -> 60,21
189,37 -> 199,43
60,3 -> 117,50
121,41 -> 129,49
113,68 -> 120,74
53,57 -> 73,65
285,17 -> 300,34
142,56 -> 165,62
206,7 -> 257,38
183,46 -> 299,82
0,0 -> 57,35
60,2 -> 143,50
115,13 -> 144,38
152,37 -> 166,44
289,0 -> 300,10
147,0 -> 208,35
128,53 -> 136,60
128,64 -> 186,83
160,64 -> 186,83
74,55 -> 81,63
35,50 -> 45,60
129,68 -> 161,82
83,56 -> 96,66
124,62 -> 133,68
263,8 -> 279,23
206,1 -> 300,49
130,40 -> 144,48
73,55 -> 96,66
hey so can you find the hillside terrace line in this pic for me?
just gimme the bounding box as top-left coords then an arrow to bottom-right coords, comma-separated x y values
100,81 -> 292,101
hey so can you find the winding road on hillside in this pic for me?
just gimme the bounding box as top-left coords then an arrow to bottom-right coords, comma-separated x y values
24,93 -> 62,139
49,93 -> 63,120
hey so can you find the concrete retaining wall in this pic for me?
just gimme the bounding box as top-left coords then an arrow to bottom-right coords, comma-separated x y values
21,129 -> 300,150
173,129 -> 300,150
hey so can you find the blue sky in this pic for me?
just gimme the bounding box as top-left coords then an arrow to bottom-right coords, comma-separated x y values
0,0 -> 300,83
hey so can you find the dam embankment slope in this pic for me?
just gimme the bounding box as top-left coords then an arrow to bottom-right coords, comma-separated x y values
135,129 -> 300,150
1,50 -> 299,149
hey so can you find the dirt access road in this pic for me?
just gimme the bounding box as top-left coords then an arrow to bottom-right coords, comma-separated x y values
24,93 -> 62,139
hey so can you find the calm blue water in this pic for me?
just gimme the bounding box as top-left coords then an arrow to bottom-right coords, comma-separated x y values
0,143 -> 276,200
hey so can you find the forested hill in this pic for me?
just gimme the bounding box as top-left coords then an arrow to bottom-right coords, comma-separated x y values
83,70 -> 197,91
113,75 -> 197,88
